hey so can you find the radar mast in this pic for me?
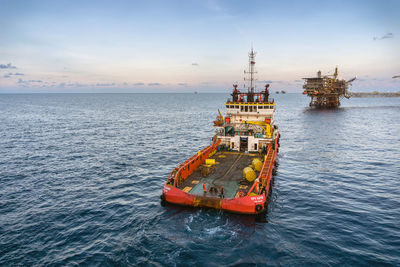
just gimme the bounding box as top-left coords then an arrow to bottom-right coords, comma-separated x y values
244,48 -> 257,102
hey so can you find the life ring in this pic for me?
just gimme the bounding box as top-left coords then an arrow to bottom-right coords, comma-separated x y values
255,204 -> 263,212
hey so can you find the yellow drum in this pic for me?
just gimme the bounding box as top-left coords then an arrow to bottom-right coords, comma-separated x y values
243,167 -> 256,182
252,158 -> 263,172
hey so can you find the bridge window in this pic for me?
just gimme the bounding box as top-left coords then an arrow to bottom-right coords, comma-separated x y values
245,106 -> 248,112
258,105 -> 263,109
249,106 -> 253,112
235,105 -> 239,109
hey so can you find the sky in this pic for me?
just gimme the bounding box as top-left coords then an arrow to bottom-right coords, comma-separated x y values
0,0 -> 399,93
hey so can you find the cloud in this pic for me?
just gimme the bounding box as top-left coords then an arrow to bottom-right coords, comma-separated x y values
200,82 -> 213,85
96,82 -> 115,86
192,62 -> 199,66
381,33 -> 393,39
0,63 -> 17,69
67,82 -> 87,87
373,33 -> 394,40
134,82 -> 145,86
261,80 -> 285,84
6,72 -> 24,76
54,82 -> 89,88
293,80 -> 303,83
178,83 -> 188,86
3,74 -> 11,78
18,78 -> 42,84
148,82 -> 161,86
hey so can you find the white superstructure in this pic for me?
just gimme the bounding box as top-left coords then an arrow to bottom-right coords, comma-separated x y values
213,49 -> 279,153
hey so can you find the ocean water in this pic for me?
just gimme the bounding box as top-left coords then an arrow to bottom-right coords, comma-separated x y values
0,93 -> 399,266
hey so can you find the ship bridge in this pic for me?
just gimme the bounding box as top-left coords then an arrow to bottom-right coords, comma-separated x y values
225,102 -> 275,115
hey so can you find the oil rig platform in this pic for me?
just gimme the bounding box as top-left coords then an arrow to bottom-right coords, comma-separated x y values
302,67 -> 356,108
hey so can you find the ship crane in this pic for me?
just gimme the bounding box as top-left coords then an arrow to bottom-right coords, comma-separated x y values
347,77 -> 357,83
241,120 -> 273,138
213,109 -> 224,126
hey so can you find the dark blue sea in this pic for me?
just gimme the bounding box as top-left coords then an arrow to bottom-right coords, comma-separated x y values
1,93 -> 399,266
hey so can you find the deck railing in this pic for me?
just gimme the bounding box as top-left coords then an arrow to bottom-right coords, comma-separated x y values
246,138 -> 277,196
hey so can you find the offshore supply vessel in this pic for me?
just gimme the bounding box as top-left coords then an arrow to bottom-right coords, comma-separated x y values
161,49 -> 280,214
302,67 -> 356,108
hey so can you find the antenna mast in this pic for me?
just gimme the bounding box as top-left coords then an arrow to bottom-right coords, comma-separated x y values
244,47 -> 257,93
